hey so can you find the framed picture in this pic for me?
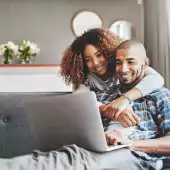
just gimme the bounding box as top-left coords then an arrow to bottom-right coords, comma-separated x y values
109,20 -> 135,40
72,10 -> 103,36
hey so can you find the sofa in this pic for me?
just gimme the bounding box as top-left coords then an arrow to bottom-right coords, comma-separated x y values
0,92 -> 169,170
0,92 -> 72,158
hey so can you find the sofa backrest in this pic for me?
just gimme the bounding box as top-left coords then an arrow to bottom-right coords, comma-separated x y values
0,92 -> 70,158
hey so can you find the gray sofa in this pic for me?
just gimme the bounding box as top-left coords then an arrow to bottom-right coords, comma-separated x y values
0,92 -> 71,158
0,92 -> 169,170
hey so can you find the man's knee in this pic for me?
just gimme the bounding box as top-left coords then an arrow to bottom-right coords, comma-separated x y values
93,148 -> 145,170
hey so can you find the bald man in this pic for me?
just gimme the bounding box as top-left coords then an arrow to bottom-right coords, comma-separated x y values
115,40 -> 149,89
103,40 -> 170,169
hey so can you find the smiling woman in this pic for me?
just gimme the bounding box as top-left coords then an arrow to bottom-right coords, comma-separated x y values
61,28 -> 122,89
83,44 -> 108,76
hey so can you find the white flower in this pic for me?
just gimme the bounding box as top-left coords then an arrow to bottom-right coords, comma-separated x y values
0,45 -> 5,56
27,40 -> 32,46
6,41 -> 19,55
0,41 -> 19,56
30,42 -> 40,54
20,40 -> 40,54
18,40 -> 40,61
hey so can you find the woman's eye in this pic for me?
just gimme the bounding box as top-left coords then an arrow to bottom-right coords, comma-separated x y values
96,53 -> 103,58
85,58 -> 91,62
116,61 -> 122,65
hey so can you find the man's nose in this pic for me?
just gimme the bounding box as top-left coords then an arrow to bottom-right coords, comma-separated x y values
121,63 -> 129,73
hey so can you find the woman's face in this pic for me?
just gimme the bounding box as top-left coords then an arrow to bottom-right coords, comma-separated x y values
83,44 -> 108,75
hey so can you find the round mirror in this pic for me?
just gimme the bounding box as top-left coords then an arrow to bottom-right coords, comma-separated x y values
109,20 -> 135,40
72,11 -> 103,36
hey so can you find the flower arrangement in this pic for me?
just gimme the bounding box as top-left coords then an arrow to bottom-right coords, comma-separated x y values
0,41 -> 19,64
18,40 -> 40,64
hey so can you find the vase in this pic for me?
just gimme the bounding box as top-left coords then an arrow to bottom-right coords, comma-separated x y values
21,59 -> 31,64
2,60 -> 11,64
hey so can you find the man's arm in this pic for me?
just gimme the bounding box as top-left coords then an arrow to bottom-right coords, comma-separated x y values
105,130 -> 170,155
129,88 -> 170,154
132,135 -> 170,155
131,89 -> 170,155
106,88 -> 170,154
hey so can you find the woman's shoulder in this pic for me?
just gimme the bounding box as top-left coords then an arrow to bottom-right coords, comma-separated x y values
87,72 -> 118,82
85,72 -> 119,91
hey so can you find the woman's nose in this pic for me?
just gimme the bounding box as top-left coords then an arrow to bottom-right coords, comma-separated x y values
93,57 -> 99,65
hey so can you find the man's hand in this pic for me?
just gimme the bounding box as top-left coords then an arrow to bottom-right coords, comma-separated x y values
117,107 -> 140,127
103,96 -> 130,119
105,130 -> 123,145
105,130 -> 134,146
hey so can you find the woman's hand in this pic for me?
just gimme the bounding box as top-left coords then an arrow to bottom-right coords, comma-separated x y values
117,108 -> 140,127
103,96 -> 130,119
101,104 -> 140,127
99,104 -> 107,117
99,100 -> 140,127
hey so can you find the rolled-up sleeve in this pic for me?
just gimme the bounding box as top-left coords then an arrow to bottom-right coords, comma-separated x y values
155,89 -> 170,136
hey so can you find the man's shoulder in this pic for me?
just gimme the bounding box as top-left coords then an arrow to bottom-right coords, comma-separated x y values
148,87 -> 170,101
150,87 -> 170,95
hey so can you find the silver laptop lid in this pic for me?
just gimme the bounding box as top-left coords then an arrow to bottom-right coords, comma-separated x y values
25,92 -> 108,152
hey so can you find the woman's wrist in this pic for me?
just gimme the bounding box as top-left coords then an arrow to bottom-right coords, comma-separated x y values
124,87 -> 143,101
121,94 -> 133,106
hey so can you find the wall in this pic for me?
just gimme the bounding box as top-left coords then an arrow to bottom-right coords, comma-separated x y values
0,0 -> 143,64
0,66 -> 72,92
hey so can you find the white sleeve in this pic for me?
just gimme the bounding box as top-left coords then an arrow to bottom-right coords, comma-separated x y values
135,67 -> 164,96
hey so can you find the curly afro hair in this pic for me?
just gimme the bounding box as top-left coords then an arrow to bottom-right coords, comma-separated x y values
60,28 -> 124,89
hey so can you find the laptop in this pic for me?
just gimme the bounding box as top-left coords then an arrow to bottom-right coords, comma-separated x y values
25,92 -> 130,152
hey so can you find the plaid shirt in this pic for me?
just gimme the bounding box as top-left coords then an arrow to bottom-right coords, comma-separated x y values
95,86 -> 170,141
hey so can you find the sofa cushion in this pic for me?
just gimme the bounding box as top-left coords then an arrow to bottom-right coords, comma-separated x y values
0,92 -> 70,158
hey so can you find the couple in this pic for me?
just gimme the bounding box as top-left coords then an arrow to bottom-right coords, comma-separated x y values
61,28 -> 164,126
61,28 -> 170,169
1,29 -> 169,170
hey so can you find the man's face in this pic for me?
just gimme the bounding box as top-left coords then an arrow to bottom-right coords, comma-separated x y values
84,44 -> 108,75
116,47 -> 146,85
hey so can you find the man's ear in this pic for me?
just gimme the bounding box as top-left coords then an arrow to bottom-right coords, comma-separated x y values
144,57 -> 150,68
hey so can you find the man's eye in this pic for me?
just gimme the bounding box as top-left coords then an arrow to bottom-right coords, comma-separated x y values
128,61 -> 136,64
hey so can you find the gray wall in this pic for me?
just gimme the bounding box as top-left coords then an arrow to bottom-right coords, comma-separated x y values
0,0 -> 143,64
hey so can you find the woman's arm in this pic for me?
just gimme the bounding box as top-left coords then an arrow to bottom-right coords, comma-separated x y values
124,67 -> 164,101
135,66 -> 164,97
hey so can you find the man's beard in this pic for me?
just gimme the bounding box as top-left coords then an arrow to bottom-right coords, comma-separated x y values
121,66 -> 145,93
